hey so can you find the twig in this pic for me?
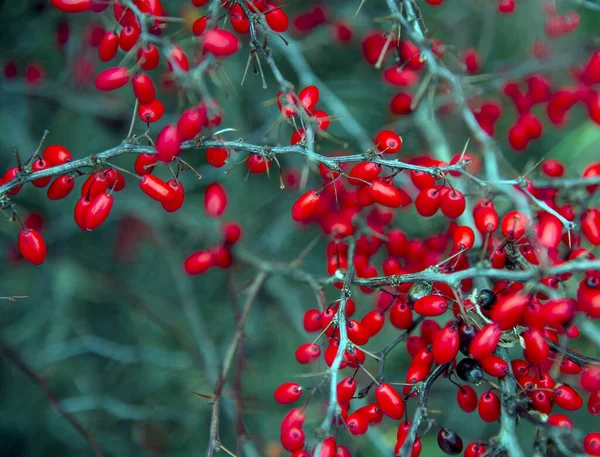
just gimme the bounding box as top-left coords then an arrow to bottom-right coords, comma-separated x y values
398,363 -> 450,457
206,271 -> 267,457
313,239 -> 357,456
497,347 -> 527,457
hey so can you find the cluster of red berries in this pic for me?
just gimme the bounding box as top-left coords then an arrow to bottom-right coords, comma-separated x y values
279,139 -> 600,454
277,86 -> 333,145
543,4 -> 580,39
3,60 -> 46,85
288,4 -> 353,44
184,218 -> 242,275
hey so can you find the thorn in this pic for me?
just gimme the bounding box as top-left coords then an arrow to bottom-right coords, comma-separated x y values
355,0 -> 367,17
192,391 -> 213,399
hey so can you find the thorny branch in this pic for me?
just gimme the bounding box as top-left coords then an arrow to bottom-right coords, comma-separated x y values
313,239 -> 357,457
398,363 -> 450,457
2,135 -> 599,207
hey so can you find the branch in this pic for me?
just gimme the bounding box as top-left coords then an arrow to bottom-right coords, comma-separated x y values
313,239 -> 357,456
398,363 -> 450,457
352,259 -> 600,288
0,137 -> 476,198
496,348 -> 527,457
0,337 -> 106,457
206,271 -> 267,457
548,339 -> 600,366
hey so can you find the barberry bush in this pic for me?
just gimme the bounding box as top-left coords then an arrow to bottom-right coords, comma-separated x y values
1,0 -> 600,456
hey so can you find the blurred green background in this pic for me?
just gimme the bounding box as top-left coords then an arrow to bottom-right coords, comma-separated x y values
1,0 -> 599,456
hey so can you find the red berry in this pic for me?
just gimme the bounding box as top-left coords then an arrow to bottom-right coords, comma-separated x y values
18,228 -> 47,265
298,86 -> 319,111
137,44 -> 160,71
161,180 -> 185,213
369,180 -> 409,208
265,5 -> 289,32
132,73 -> 155,104
31,159 -> 52,188
99,31 -> 119,62
43,145 -> 72,166
465,443 -> 486,457
202,29 -> 241,57
390,92 -> 413,115
346,412 -> 368,436
280,427 -> 304,452
303,309 -> 321,332
490,291 -> 529,330
204,183 -> 228,217
413,295 -> 448,316
553,384 -> 583,411
390,299 -> 413,329
246,154 -> 271,174
85,191 -> 114,231
95,67 -> 130,91
177,108 -> 204,141
582,209 -> 600,246
192,16 -> 208,36
432,324 -> 459,363
469,323 -> 501,360
155,125 -> 181,163
478,355 -> 508,378
81,172 -> 109,199
50,0 -> 92,13
478,391 -> 501,422
119,25 -> 140,52
74,197 -> 91,230
439,189 -> 466,218
463,48 -> 481,74
295,343 -> 321,364
184,250 -> 214,275
292,190 -> 321,222
135,153 -> 157,176
206,147 -> 229,168
274,382 -> 302,404
415,187 -> 441,217
167,45 -> 189,72
501,211 -> 529,240
3,168 -> 22,195
138,99 -> 165,123
47,175 -> 75,200
581,366 -> 600,392
588,390 -> 600,415
222,222 -> 242,245
453,226 -> 475,250
336,377 -> 357,403
375,383 -> 405,419
457,385 -> 478,412
584,433 -> 600,456
361,309 -> 385,336
139,175 -> 175,202
103,168 -> 126,192
547,414 -> 573,428
348,162 -> 382,186
375,130 -> 403,154
347,320 -> 370,346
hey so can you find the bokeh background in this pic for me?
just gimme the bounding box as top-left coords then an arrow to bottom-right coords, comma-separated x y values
1,0 -> 599,456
